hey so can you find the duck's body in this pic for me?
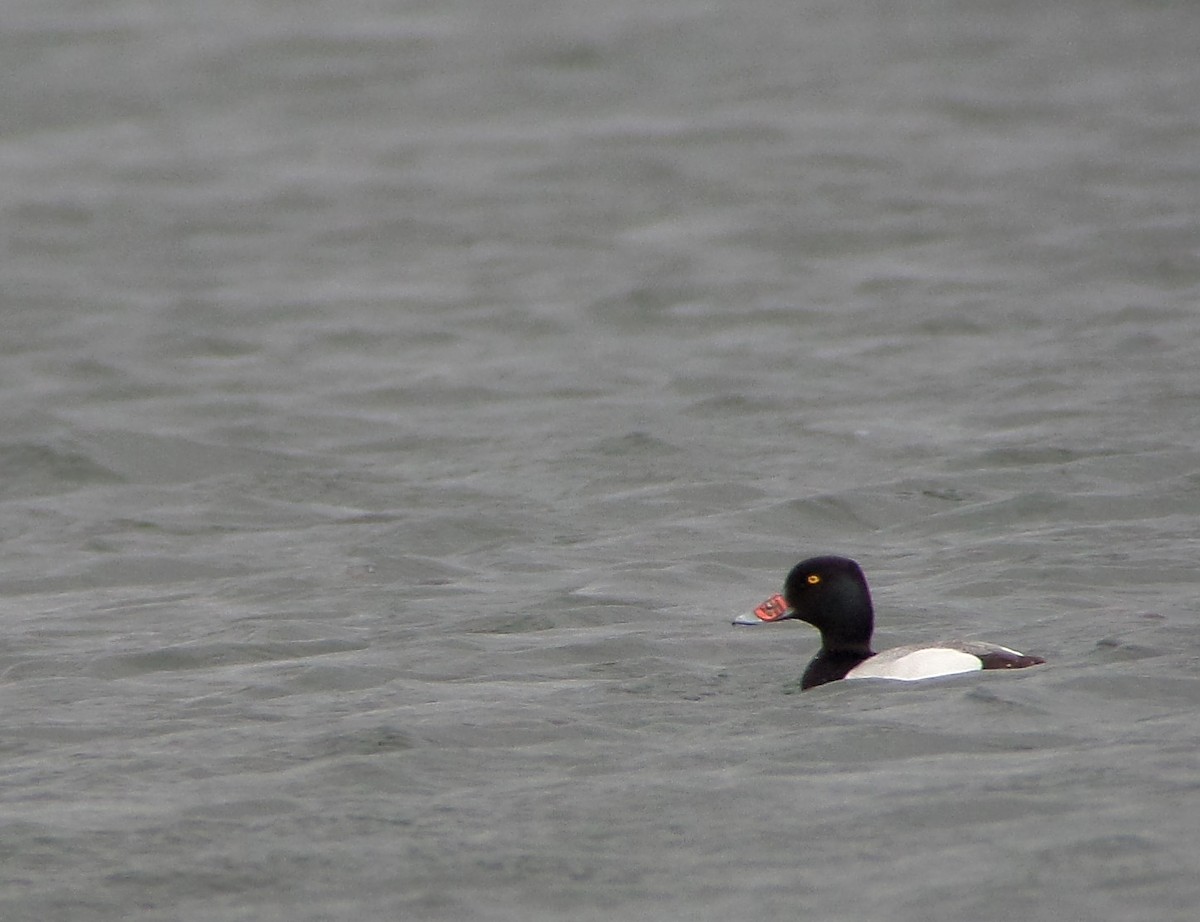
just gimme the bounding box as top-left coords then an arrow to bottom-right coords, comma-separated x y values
733,556 -> 1045,690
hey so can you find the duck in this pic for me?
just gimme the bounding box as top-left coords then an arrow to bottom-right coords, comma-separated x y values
733,555 -> 1045,690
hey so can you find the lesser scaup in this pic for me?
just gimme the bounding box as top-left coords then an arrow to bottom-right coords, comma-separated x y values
734,555 -> 1045,690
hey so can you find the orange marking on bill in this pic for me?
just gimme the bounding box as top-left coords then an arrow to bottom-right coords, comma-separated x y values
753,593 -> 789,622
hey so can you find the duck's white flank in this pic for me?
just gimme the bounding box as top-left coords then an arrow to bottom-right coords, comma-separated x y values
845,646 -> 983,682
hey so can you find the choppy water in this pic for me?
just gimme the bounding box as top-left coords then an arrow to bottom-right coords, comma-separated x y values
3,1 -> 1200,920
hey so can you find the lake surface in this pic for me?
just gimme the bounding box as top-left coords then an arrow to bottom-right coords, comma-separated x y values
3,1 -> 1200,920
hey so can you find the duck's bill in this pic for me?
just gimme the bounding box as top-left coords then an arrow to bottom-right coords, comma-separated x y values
732,593 -> 791,625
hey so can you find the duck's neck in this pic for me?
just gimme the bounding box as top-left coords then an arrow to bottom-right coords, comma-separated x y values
817,586 -> 875,653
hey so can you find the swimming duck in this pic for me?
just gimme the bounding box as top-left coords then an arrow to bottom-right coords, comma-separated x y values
733,555 -> 1045,690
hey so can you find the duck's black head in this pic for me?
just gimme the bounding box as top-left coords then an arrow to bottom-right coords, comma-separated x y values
782,555 -> 875,653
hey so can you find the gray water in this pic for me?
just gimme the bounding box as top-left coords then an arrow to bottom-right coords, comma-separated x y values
3,1 -> 1200,919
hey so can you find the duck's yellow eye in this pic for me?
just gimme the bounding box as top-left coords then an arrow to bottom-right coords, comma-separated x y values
806,574 -> 821,585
